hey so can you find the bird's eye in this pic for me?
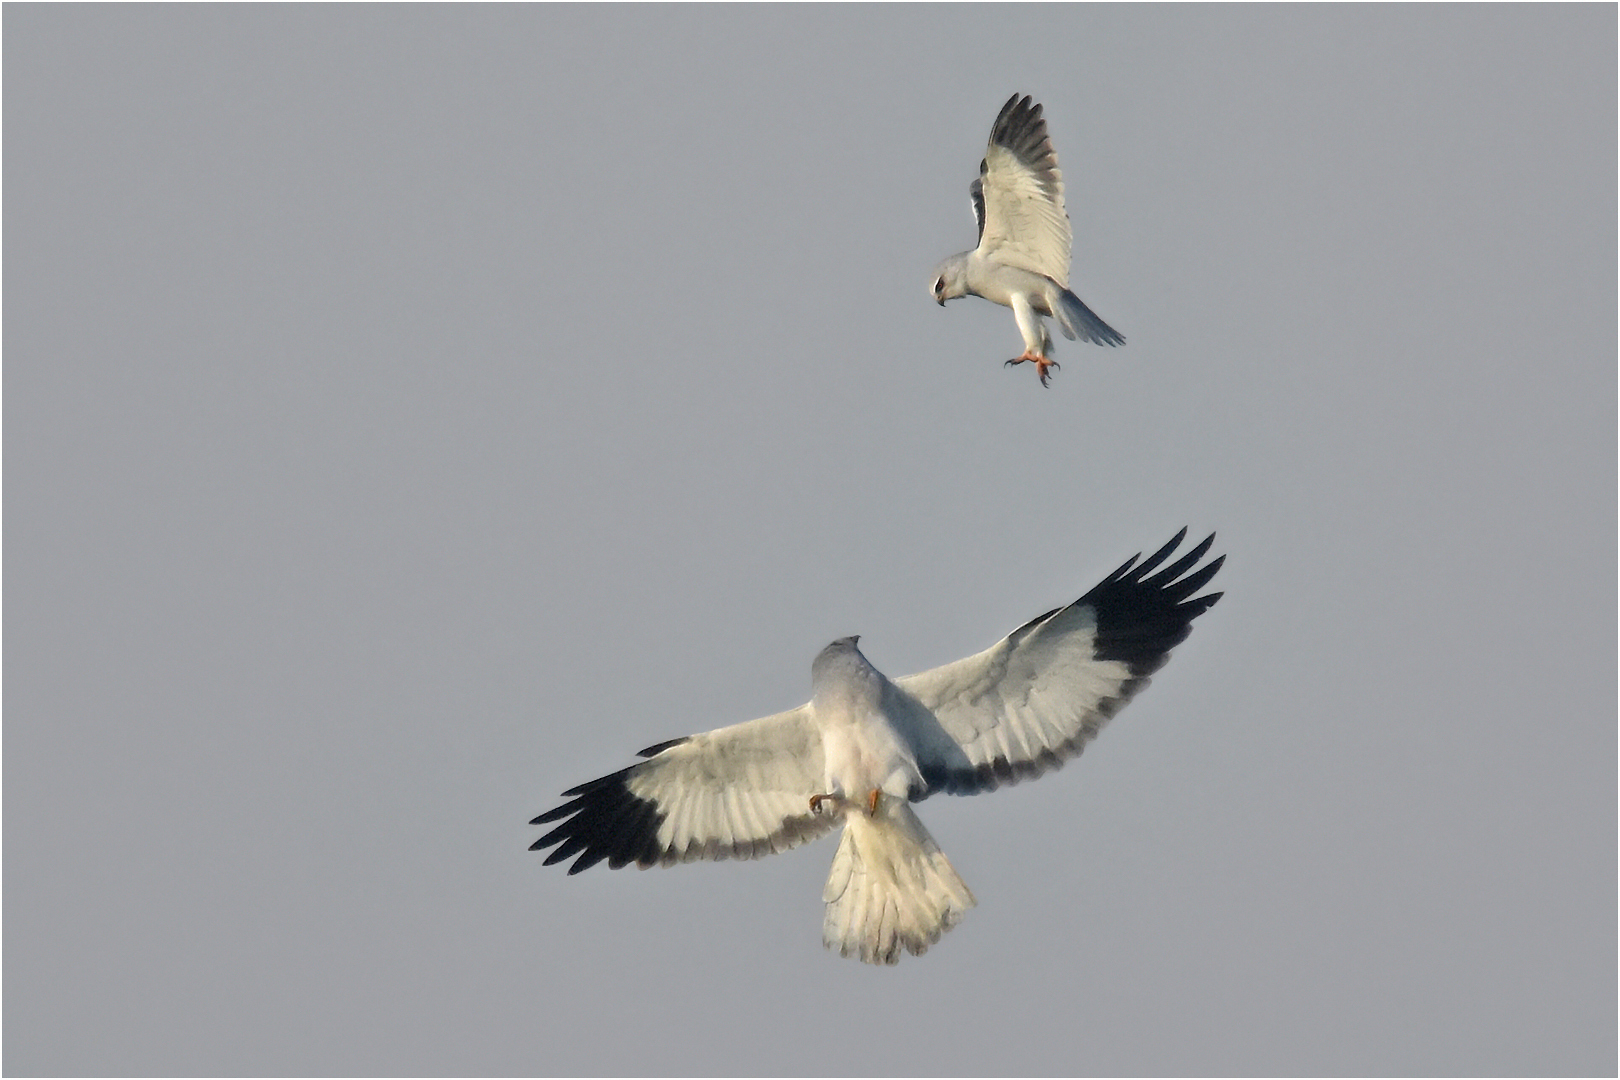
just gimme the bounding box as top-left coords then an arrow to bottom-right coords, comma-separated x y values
933,277 -> 943,295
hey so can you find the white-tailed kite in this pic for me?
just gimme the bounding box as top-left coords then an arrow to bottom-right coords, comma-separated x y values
530,531 -> 1221,965
930,93 -> 1124,387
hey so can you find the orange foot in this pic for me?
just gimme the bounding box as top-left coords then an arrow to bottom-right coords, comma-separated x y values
1004,351 -> 1060,388
810,791 -> 882,815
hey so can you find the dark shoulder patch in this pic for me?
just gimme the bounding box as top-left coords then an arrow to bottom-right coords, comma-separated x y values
637,736 -> 690,758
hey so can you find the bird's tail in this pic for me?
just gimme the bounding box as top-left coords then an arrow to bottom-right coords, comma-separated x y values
1051,283 -> 1126,347
821,797 -> 975,965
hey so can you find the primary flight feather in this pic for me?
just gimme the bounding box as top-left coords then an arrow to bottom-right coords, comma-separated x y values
530,531 -> 1222,965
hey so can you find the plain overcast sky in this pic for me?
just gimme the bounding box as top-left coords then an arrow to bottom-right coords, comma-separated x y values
6,5 -> 1615,1075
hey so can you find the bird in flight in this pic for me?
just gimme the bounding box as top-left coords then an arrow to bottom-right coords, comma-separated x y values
930,94 -> 1124,387
530,531 -> 1222,965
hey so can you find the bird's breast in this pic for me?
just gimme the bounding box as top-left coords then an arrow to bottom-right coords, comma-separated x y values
967,258 -> 1055,311
818,707 -> 922,801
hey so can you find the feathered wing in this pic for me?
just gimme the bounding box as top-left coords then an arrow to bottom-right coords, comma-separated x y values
889,530 -> 1224,797
973,93 -> 1073,286
529,705 -> 836,873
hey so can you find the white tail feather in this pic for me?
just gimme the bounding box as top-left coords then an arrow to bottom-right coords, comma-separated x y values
821,799 -> 975,965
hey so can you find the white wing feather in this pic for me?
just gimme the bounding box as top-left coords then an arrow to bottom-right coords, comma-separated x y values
531,705 -> 835,872
974,94 -> 1074,286
888,531 -> 1223,795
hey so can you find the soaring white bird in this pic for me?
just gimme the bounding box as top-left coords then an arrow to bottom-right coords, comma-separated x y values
530,531 -> 1221,965
930,93 -> 1124,387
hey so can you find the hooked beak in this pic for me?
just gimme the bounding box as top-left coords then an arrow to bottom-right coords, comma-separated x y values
936,297 -> 946,307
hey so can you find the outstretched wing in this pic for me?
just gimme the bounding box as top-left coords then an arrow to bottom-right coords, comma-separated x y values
888,530 -> 1223,798
529,705 -> 835,874
972,94 -> 1074,285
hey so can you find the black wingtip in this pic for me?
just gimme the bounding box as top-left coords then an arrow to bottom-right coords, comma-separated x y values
989,94 -> 1053,165
998,92 -> 1036,119
1135,527 -> 1192,578
1080,531 -> 1224,672
1106,526 -> 1187,582
529,762 -> 668,872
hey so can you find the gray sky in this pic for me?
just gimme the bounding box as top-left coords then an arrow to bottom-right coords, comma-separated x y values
6,5 -> 1614,1075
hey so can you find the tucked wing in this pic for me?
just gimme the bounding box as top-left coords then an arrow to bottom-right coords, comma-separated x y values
973,94 -> 1073,285
888,530 -> 1223,797
529,705 -> 835,874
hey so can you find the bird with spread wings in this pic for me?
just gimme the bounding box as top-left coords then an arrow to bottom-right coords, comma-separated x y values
930,93 -> 1124,387
530,531 -> 1222,965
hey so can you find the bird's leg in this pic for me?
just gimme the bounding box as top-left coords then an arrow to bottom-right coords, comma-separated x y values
1004,351 -> 1060,388
810,790 -> 887,816
1007,296 -> 1059,387
810,790 -> 881,815
810,793 -> 845,816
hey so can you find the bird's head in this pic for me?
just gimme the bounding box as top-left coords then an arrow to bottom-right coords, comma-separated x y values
929,257 -> 969,306
811,636 -> 880,710
815,635 -> 862,664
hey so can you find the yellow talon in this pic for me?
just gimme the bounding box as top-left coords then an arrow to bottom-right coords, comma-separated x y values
867,789 -> 881,815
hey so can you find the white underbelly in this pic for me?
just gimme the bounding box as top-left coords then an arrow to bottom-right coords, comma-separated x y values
821,716 -> 921,800
968,261 -> 1053,312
